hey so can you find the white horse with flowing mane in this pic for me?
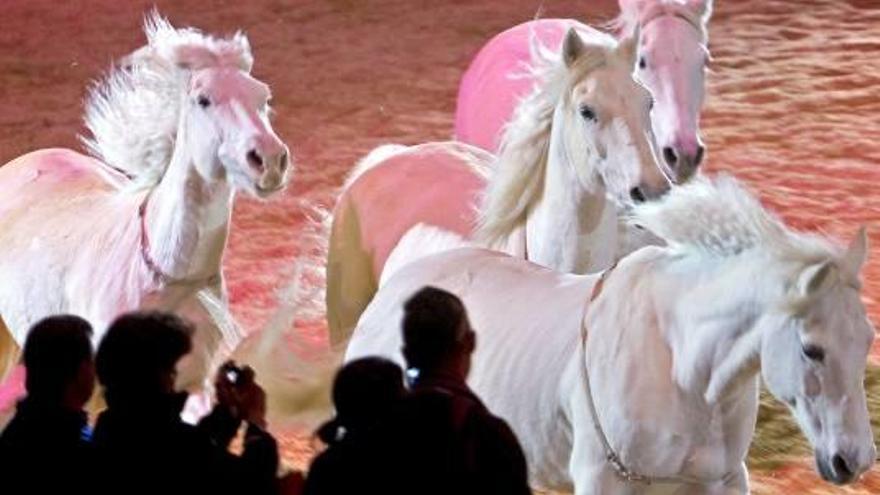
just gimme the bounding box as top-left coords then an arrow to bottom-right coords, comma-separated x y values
455,0 -> 713,182
348,175 -> 876,493
326,28 -> 670,344
0,14 -> 291,401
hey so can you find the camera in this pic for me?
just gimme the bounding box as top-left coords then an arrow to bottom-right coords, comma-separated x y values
221,362 -> 244,386
225,367 -> 240,384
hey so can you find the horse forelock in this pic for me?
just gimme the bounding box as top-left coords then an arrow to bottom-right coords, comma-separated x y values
145,13 -> 253,72
81,12 -> 254,192
610,0 -> 710,42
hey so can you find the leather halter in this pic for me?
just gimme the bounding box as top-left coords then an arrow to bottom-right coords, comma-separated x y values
581,262 -> 725,486
138,193 -> 219,288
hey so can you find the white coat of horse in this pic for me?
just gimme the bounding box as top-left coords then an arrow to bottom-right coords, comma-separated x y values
0,14 -> 291,400
326,29 -> 671,344
348,176 -> 876,493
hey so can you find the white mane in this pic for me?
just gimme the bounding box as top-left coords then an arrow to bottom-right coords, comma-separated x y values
632,175 -> 842,266
80,12 -> 253,190
474,29 -> 614,245
609,0 -> 712,42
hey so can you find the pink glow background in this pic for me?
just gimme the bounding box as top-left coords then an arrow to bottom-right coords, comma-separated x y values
1,1 -> 878,492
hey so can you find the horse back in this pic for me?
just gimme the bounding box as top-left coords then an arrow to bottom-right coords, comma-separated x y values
454,19 -> 598,152
349,247 -> 596,484
0,149 -> 140,339
326,143 -> 489,344
341,144 -> 487,277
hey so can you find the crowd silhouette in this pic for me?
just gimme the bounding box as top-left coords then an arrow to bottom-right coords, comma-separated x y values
0,287 -> 531,494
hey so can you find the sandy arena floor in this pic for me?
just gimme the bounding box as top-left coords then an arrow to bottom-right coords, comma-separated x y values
1,0 -> 879,492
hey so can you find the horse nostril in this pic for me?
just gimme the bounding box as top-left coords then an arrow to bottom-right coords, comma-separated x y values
694,145 -> 705,166
832,453 -> 854,480
247,149 -> 264,170
630,187 -> 646,203
662,147 -> 677,168
278,151 -> 289,172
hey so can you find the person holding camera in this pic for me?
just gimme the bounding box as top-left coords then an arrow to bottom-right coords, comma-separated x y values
91,311 -> 279,495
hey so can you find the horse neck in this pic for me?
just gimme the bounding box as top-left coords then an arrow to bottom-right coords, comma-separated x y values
144,118 -> 233,285
659,252 -> 787,404
525,123 -> 619,274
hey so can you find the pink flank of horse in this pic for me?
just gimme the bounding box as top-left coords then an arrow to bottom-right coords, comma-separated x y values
455,0 -> 713,182
0,14 -> 291,404
326,143 -> 495,343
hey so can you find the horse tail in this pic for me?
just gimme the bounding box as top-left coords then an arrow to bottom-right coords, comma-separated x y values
228,260 -> 338,425
342,143 -> 410,190
380,223 -> 471,287
0,316 -> 23,426
0,317 -> 19,389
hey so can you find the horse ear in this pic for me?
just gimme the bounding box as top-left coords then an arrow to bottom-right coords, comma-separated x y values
843,226 -> 869,274
616,25 -> 640,70
232,32 -> 254,72
685,0 -> 713,20
562,28 -> 585,67
797,261 -> 834,296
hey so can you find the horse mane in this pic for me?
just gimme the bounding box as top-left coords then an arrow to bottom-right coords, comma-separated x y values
632,175 -> 842,268
474,28 -> 614,245
608,0 -> 712,42
80,12 -> 253,190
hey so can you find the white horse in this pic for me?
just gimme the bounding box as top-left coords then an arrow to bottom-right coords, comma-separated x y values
326,29 -> 671,344
348,175 -> 876,494
455,0 -> 712,182
0,14 -> 291,401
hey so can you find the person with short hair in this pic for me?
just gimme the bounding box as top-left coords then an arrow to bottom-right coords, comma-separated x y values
389,286 -> 531,495
91,311 -> 279,495
0,315 -> 96,493
304,357 -> 406,494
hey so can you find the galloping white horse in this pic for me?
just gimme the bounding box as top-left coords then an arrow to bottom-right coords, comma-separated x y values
348,176 -> 876,493
455,0 -> 713,182
326,29 -> 670,344
0,14 -> 291,398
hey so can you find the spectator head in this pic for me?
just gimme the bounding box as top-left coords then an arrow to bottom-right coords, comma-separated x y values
22,315 -> 95,409
317,357 -> 404,445
401,287 -> 476,378
96,311 -> 193,407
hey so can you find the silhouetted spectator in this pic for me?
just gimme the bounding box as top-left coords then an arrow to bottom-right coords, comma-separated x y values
387,286 -> 531,495
304,357 -> 405,495
91,311 -> 279,495
0,315 -> 95,494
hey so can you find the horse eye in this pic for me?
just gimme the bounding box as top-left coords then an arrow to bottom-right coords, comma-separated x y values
579,105 -> 597,122
648,98 -> 654,112
197,95 -> 211,108
639,56 -> 647,70
802,344 -> 825,363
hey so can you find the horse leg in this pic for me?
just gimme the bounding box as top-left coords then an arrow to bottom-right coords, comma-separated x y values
663,464 -> 748,495
176,283 -> 242,423
571,462 -> 636,495
326,198 -> 378,347
570,425 -> 638,495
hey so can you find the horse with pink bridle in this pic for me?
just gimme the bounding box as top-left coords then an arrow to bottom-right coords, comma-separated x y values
326,28 -> 671,345
455,0 -> 712,182
0,14 -> 291,406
